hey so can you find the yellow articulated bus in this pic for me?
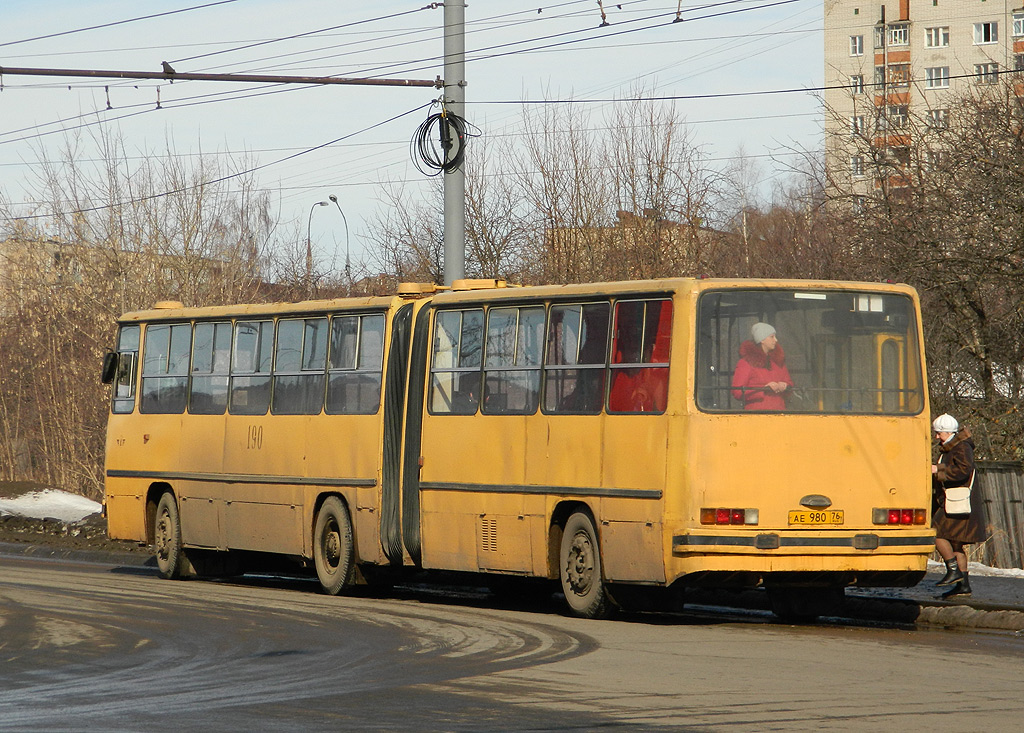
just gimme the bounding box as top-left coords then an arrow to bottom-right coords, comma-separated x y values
102,278 -> 934,619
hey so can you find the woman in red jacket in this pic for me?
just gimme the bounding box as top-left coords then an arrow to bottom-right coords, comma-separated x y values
731,322 -> 794,411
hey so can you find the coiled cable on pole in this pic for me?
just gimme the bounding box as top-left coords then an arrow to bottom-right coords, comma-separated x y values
410,102 -> 479,176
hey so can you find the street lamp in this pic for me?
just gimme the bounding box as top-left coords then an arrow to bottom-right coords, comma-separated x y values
328,194 -> 351,285
306,200 -> 329,298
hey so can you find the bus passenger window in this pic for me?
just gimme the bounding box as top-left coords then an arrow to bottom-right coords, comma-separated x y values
483,306 -> 544,415
327,314 -> 385,414
543,302 -> 609,414
230,320 -> 273,415
140,323 -> 190,414
189,321 -> 231,415
273,318 -> 328,415
430,309 -> 483,414
112,325 -> 140,414
608,299 -> 671,414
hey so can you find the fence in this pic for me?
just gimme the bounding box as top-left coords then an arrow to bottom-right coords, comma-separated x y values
973,461 -> 1024,569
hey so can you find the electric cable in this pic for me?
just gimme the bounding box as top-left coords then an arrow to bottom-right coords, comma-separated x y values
410,102 -> 481,175
0,1 -> 241,49
3,101 -> 434,222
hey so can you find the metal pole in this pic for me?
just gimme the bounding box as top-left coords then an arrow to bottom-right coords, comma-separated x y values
328,195 -> 351,286
307,201 -> 328,298
442,1 -> 466,286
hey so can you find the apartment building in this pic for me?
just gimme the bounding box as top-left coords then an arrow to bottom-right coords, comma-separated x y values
824,0 -> 1024,201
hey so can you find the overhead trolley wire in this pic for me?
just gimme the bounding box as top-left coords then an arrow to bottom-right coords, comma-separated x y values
3,101 -> 434,223
0,0 -> 242,50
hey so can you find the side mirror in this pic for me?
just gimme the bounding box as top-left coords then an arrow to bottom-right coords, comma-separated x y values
101,351 -> 118,384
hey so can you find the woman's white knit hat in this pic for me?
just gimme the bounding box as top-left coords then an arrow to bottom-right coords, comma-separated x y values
750,322 -> 776,344
932,413 -> 959,432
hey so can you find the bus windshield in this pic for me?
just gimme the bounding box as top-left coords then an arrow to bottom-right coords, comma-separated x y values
696,288 -> 924,414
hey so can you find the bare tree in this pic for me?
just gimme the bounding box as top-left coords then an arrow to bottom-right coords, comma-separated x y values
0,129 -> 287,496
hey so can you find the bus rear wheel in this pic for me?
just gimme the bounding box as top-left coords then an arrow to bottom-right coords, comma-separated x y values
313,497 -> 355,595
154,492 -> 187,579
559,512 -> 611,619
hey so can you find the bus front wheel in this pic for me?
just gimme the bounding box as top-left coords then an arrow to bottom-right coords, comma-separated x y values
154,492 -> 187,579
559,512 -> 611,619
313,497 -> 355,595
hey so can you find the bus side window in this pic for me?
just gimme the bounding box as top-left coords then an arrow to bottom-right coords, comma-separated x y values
111,325 -> 140,414
140,323 -> 190,414
430,309 -> 483,414
230,320 -> 273,415
327,313 -> 384,414
482,306 -> 543,415
608,299 -> 671,414
273,317 -> 328,415
543,302 -> 609,414
189,321 -> 231,415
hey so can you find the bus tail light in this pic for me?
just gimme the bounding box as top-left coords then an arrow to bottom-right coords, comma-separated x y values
700,508 -> 759,525
872,508 -> 927,525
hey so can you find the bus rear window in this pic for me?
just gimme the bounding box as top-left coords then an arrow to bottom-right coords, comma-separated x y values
696,289 -> 923,414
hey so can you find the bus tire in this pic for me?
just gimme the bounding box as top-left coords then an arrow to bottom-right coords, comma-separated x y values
154,492 -> 187,580
314,497 -> 355,596
559,512 -> 611,619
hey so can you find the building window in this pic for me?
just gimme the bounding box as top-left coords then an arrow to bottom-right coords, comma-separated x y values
891,147 -> 911,167
924,150 -> 946,170
887,63 -> 910,89
888,105 -> 909,129
925,67 -> 950,89
975,62 -> 999,84
852,195 -> 866,214
1014,13 -> 1024,37
850,74 -> 865,94
925,26 -> 950,47
851,156 -> 865,176
874,25 -> 886,49
927,108 -> 949,128
850,115 -> 867,135
887,23 -> 909,46
850,35 -> 864,55
874,66 -> 886,88
974,22 -> 998,45
1015,54 -> 1024,72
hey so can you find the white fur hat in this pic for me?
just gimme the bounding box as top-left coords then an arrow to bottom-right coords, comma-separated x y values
932,413 -> 959,433
751,322 -> 776,344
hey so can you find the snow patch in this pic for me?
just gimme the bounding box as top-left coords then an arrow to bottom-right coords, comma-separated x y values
926,558 -> 1024,578
0,489 -> 101,523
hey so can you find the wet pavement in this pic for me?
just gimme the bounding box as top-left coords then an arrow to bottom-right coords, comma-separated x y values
4,540 -> 1024,632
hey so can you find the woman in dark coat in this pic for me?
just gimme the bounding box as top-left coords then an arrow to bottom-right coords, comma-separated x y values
931,413 -> 986,598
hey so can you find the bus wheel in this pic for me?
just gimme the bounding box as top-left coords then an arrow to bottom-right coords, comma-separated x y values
154,492 -> 186,579
313,497 -> 355,595
559,512 -> 610,619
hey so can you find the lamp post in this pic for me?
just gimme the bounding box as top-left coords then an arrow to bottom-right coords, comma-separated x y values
328,194 -> 351,287
306,200 -> 329,298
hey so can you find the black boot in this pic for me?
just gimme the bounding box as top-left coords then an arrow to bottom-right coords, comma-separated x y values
936,558 -> 964,586
940,574 -> 972,599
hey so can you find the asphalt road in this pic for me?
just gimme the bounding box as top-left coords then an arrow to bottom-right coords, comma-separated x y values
2,555 -> 1024,732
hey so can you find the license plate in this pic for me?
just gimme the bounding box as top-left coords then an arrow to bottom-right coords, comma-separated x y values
788,510 -> 844,525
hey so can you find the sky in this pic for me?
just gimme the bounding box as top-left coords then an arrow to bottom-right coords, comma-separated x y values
0,0 -> 826,273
